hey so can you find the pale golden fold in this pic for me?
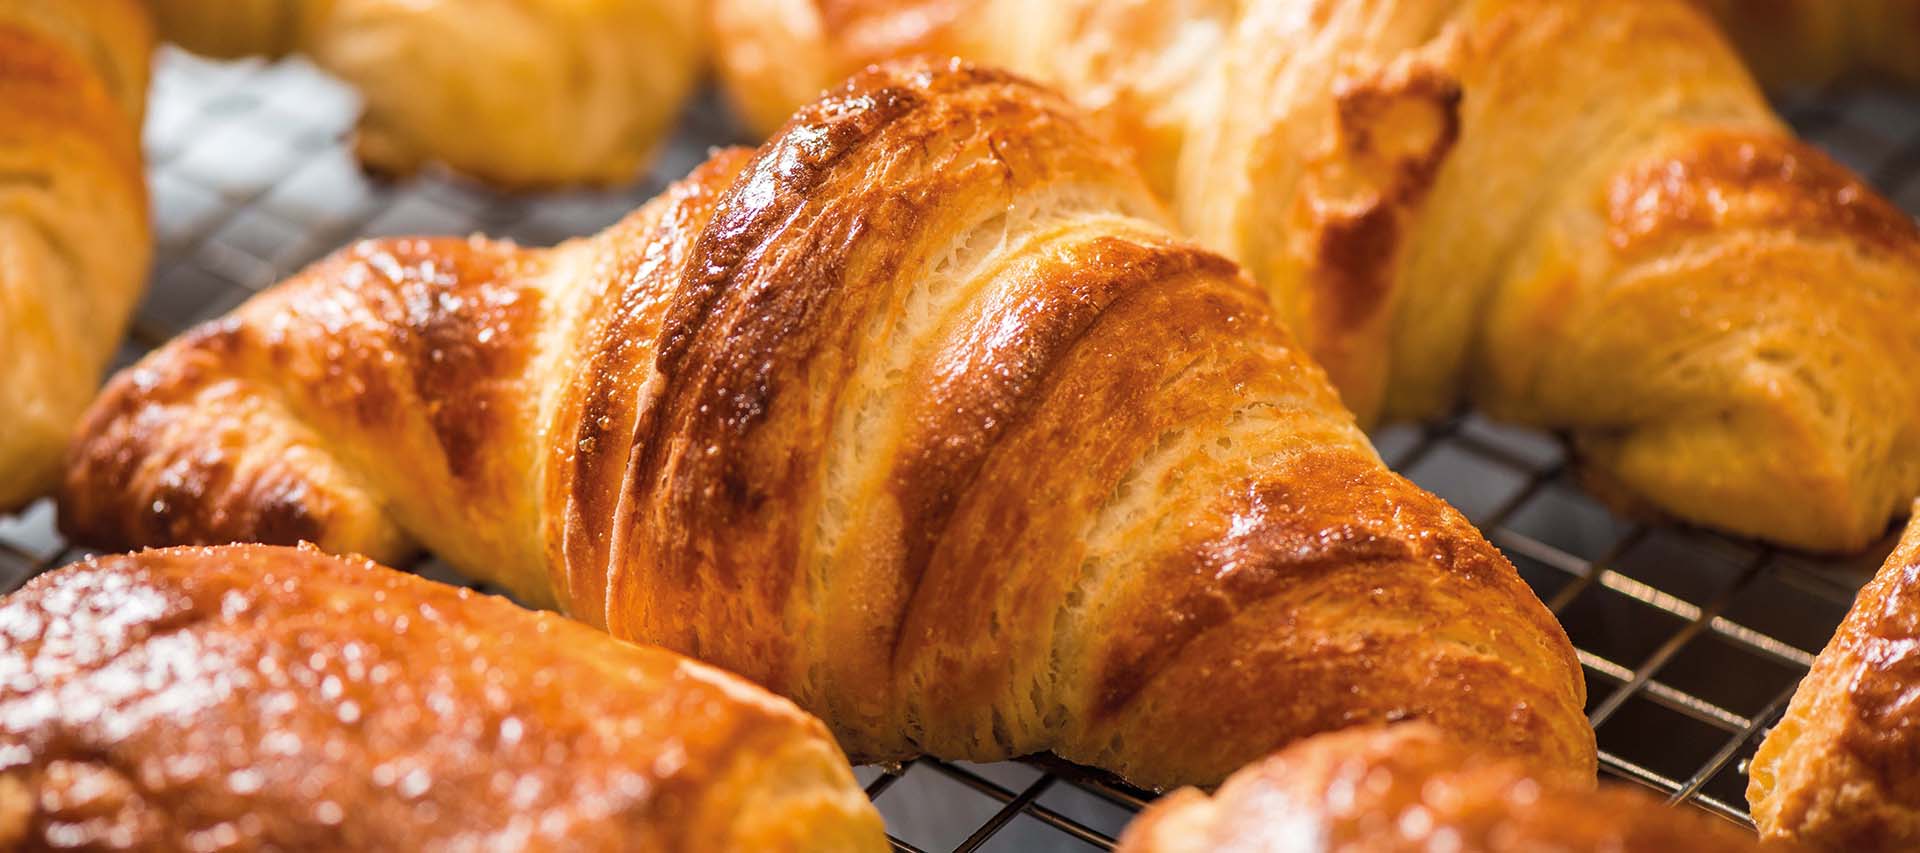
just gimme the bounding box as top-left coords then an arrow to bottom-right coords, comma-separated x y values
1119,723 -> 1763,852
148,0 -> 706,188
0,0 -> 151,511
711,0 -> 1920,553
1749,504 -> 1920,849
0,545 -> 886,851
61,61 -> 1594,791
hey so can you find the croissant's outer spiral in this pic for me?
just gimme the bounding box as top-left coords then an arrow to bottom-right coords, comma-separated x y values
0,0 -> 151,511
61,60 -> 1594,790
711,0 -> 1920,553
1117,723 -> 1764,852
1697,0 -> 1920,88
0,545 -> 887,851
1749,503 -> 1920,848
146,0 -> 706,188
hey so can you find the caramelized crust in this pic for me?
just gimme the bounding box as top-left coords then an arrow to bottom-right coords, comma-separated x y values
711,0 -> 1920,553
0,545 -> 886,851
147,0 -> 706,188
1749,506 -> 1920,848
0,0 -> 150,510
61,60 -> 1593,790
1119,723 -> 1763,852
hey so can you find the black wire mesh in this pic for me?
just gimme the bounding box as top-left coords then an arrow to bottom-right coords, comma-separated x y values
4,48 -> 1920,851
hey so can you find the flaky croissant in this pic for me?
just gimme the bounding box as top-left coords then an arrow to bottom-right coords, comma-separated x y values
712,0 -> 1920,553
1698,0 -> 1920,88
0,544 -> 887,851
147,0 -> 705,188
1119,723 -> 1761,852
60,60 -> 1594,791
0,0 -> 151,512
1748,503 -> 1920,849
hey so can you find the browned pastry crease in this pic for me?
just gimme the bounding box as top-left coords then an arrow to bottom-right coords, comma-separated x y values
0,0 -> 150,511
1749,504 -> 1920,848
0,544 -> 887,851
146,0 -> 706,188
711,0 -> 1920,553
1119,723 -> 1764,852
60,60 -> 1594,790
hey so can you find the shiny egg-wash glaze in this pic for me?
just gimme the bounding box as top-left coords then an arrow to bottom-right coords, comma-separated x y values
1750,503 -> 1920,848
60,61 -> 1594,790
0,0 -> 151,510
0,545 -> 886,851
144,0 -> 705,188
1118,723 -> 1763,852
712,0 -> 1920,553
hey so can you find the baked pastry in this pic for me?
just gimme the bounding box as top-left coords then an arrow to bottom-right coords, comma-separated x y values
1119,723 -> 1762,852
1748,504 -> 1920,848
147,0 -> 706,188
0,544 -> 887,851
0,0 -> 151,511
59,60 -> 1595,791
1698,0 -> 1920,88
711,0 -> 1920,553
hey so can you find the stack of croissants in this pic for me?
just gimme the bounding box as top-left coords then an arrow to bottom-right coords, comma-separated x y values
3,0 -> 1920,849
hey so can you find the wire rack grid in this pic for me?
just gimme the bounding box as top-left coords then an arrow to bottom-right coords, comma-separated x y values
4,48 -> 1920,852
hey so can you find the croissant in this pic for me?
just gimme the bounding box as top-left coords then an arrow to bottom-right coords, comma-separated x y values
60,60 -> 1595,791
1697,0 -> 1920,88
0,544 -> 887,851
146,0 -> 706,188
0,0 -> 151,512
711,0 -> 1920,553
1748,503 -> 1920,848
1118,723 -> 1762,852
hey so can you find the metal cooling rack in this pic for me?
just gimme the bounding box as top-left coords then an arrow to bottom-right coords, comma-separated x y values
3,47 -> 1920,851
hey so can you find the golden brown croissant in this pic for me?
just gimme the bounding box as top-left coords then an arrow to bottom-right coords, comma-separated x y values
60,60 -> 1594,791
0,0 -> 151,512
0,544 -> 887,851
1119,723 -> 1762,852
711,0 -> 1920,553
147,0 -> 706,188
1698,0 -> 1920,88
1748,503 -> 1920,849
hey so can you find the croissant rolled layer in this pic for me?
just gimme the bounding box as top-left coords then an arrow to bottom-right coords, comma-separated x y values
1749,505 -> 1920,848
0,545 -> 887,851
61,60 -> 1594,790
0,0 -> 151,511
1119,723 -> 1762,852
147,0 -> 707,188
711,0 -> 1920,552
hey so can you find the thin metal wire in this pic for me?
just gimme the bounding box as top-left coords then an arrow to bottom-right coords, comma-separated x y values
2,49 -> 1917,853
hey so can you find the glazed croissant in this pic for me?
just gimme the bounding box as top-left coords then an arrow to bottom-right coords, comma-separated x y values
712,0 -> 1920,553
1119,723 -> 1761,853
0,545 -> 887,850
1698,0 -> 1920,88
147,0 -> 705,188
1748,503 -> 1920,848
0,0 -> 151,512
60,60 -> 1594,791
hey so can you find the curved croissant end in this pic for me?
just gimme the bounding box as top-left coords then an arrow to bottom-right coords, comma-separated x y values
1749,504 -> 1920,848
148,0 -> 708,188
712,0 -> 1920,553
0,0 -> 151,511
1119,723 -> 1762,852
0,545 -> 887,850
62,59 -> 1593,790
